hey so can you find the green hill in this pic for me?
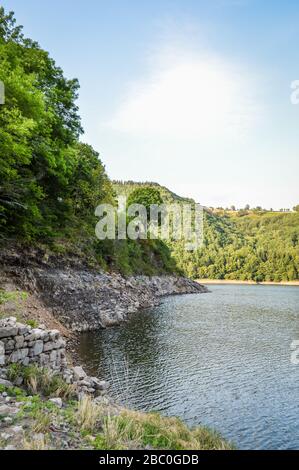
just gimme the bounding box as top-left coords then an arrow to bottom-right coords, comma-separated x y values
113,181 -> 299,282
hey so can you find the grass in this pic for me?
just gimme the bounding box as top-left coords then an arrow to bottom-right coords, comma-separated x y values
3,364 -> 233,451
92,409 -> 233,450
0,290 -> 28,305
7,364 -> 76,399
76,395 -> 103,432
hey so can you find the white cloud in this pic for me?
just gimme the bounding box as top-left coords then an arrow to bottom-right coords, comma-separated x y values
105,47 -> 258,141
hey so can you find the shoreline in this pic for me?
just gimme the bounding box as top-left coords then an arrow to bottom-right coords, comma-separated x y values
196,279 -> 299,286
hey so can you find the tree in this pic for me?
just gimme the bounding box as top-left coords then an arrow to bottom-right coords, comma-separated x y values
127,187 -> 163,222
0,7 -> 83,237
293,205 -> 299,212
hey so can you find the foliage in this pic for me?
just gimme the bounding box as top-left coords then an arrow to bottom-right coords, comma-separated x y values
0,8 -> 179,276
127,186 -> 163,222
7,364 -> 76,398
114,182 -> 299,282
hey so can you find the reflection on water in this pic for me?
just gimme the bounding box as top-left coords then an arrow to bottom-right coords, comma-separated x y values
78,285 -> 299,449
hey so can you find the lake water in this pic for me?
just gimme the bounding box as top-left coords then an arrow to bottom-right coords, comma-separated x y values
78,285 -> 299,449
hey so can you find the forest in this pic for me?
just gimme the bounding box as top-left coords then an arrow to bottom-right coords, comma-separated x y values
114,182 -> 299,282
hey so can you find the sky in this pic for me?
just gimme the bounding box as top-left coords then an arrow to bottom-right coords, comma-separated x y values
2,0 -> 299,209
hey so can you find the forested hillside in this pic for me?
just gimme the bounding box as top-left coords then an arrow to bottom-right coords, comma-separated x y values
0,8 -> 177,276
113,182 -> 299,282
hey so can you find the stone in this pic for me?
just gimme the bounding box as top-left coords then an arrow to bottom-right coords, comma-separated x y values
90,377 -> 109,391
22,357 -> 30,366
49,397 -> 62,408
0,326 -> 18,338
0,378 -> 13,388
49,330 -> 60,341
11,425 -> 23,435
49,350 -> 57,362
9,348 -> 29,363
39,353 -> 50,366
0,341 -> 4,366
0,404 -> 18,415
14,335 -> 25,349
18,325 -> 29,335
26,328 -> 44,341
32,340 -> 43,356
3,416 -> 13,424
43,341 -> 55,352
4,339 -> 15,350
72,366 -> 87,381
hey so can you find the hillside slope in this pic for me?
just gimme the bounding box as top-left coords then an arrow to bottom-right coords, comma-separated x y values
113,182 -> 299,282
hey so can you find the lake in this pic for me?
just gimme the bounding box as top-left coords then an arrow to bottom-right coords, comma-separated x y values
77,285 -> 299,449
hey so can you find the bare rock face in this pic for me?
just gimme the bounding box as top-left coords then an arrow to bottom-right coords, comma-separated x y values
25,269 -> 207,331
0,248 -> 207,332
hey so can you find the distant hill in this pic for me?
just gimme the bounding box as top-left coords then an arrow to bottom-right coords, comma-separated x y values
113,181 -> 299,281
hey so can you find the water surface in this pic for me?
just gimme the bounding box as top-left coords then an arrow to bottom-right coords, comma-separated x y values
78,285 -> 299,449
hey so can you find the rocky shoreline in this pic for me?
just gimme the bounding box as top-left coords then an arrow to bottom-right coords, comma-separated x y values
1,248 -> 207,332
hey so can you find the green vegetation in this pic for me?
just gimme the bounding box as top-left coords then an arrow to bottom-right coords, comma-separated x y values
7,364 -> 76,399
0,367 -> 232,450
92,408 -> 232,450
113,182 -> 299,282
0,8 -> 178,276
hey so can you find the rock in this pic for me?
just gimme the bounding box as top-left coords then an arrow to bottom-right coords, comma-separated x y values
0,378 -> 13,388
18,325 -> 30,335
9,348 -> 29,363
0,327 -> 18,339
26,328 -> 44,341
72,366 -> 87,381
90,377 -> 109,391
0,404 -> 19,415
32,340 -> 43,356
1,432 -> 12,441
49,397 -> 63,408
49,350 -> 57,362
2,416 -> 13,424
22,357 -> 30,366
11,425 -> 23,435
14,335 -> 25,349
43,341 -> 54,352
0,341 -> 5,366
49,330 -> 60,341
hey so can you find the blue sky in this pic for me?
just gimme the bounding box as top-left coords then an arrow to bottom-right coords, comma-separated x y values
2,0 -> 299,209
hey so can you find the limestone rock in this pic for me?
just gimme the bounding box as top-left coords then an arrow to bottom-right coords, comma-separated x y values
72,366 -> 87,381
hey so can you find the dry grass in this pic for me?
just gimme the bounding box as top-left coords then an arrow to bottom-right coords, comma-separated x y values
76,395 -> 103,432
23,434 -> 49,450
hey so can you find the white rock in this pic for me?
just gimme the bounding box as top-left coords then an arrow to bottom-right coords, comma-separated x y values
49,397 -> 63,408
11,425 -> 23,435
72,366 -> 87,381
